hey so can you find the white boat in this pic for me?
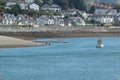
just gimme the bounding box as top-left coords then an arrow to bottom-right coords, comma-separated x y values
96,39 -> 104,48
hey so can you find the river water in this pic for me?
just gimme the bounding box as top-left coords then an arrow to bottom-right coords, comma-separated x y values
0,38 -> 120,80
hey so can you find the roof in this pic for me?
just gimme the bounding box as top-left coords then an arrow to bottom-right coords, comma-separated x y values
7,0 -> 25,3
42,4 -> 50,8
50,4 -> 61,8
88,14 -> 114,18
94,8 -> 117,15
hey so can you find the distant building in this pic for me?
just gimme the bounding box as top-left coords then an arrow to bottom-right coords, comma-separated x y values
2,14 -> 16,25
87,8 -> 117,24
41,4 -> 61,12
29,3 -> 39,11
39,15 -> 64,26
88,14 -> 114,23
62,9 -> 80,16
50,4 -> 61,12
25,0 -> 34,3
94,8 -> 117,15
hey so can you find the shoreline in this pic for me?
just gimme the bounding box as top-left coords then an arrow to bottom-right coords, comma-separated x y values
0,32 -> 120,40
0,31 -> 120,48
0,35 -> 45,48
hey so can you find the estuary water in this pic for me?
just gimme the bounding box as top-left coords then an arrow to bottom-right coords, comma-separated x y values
0,38 -> 120,80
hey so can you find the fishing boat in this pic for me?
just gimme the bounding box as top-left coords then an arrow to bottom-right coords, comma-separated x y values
96,39 -> 104,48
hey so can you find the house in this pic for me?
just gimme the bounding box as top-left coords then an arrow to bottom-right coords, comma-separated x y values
79,11 -> 89,19
29,3 -> 39,11
16,14 -> 39,26
6,0 -> 30,10
2,14 -> 16,25
39,15 -> 64,26
88,14 -> 114,23
41,4 -> 61,12
52,16 -> 64,26
41,4 -> 50,11
50,4 -> 61,12
64,19 -> 72,27
87,8 -> 117,24
94,8 -> 117,15
62,9 -> 80,16
39,15 -> 55,26
25,0 -> 34,3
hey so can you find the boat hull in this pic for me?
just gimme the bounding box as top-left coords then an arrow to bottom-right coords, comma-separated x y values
96,44 -> 104,48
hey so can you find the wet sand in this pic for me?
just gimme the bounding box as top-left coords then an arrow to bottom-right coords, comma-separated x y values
0,35 -> 44,48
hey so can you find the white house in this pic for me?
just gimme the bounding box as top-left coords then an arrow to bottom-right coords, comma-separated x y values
80,11 -> 88,19
41,4 -> 61,12
29,3 -> 39,11
94,8 -> 117,16
2,14 -> 16,25
62,9 -> 80,16
88,14 -> 114,23
41,4 -> 50,11
25,0 -> 34,3
50,4 -> 61,12
39,15 -> 64,26
87,8 -> 117,24
39,15 -> 55,26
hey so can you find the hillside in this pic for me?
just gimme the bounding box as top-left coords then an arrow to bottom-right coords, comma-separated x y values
84,0 -> 120,4
36,0 -> 87,11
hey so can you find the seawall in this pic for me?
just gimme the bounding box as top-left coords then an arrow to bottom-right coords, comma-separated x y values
0,26 -> 120,39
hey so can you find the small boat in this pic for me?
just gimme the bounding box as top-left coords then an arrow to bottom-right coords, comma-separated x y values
96,39 -> 104,48
58,39 -> 63,43
45,41 -> 51,46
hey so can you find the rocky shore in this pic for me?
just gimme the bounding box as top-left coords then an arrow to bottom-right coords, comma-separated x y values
0,26 -> 120,40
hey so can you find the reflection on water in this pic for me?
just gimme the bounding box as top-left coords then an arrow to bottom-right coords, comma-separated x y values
0,38 -> 120,80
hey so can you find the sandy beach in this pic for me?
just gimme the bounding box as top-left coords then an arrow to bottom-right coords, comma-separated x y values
0,35 -> 44,48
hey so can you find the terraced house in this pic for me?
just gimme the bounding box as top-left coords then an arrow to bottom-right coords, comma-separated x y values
88,8 -> 118,24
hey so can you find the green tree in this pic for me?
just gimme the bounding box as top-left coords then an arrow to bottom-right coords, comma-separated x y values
113,4 -> 120,12
6,4 -> 23,16
0,6 -> 5,12
47,0 -> 53,5
89,6 -> 95,14
43,0 -> 53,5
0,0 -> 6,5
34,0 -> 43,6
53,0 -> 69,9
69,0 -> 86,11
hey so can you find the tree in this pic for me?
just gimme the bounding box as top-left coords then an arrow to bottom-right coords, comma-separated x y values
89,6 -> 95,14
0,6 -> 5,12
0,0 -> 6,12
0,0 -> 6,6
69,0 -> 86,11
34,0 -> 43,6
113,4 -> 120,12
48,0 -> 53,5
53,0 -> 69,10
44,0 -> 53,5
6,4 -> 23,16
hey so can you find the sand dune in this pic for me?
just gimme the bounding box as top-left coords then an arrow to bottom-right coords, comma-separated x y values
0,35 -> 43,48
